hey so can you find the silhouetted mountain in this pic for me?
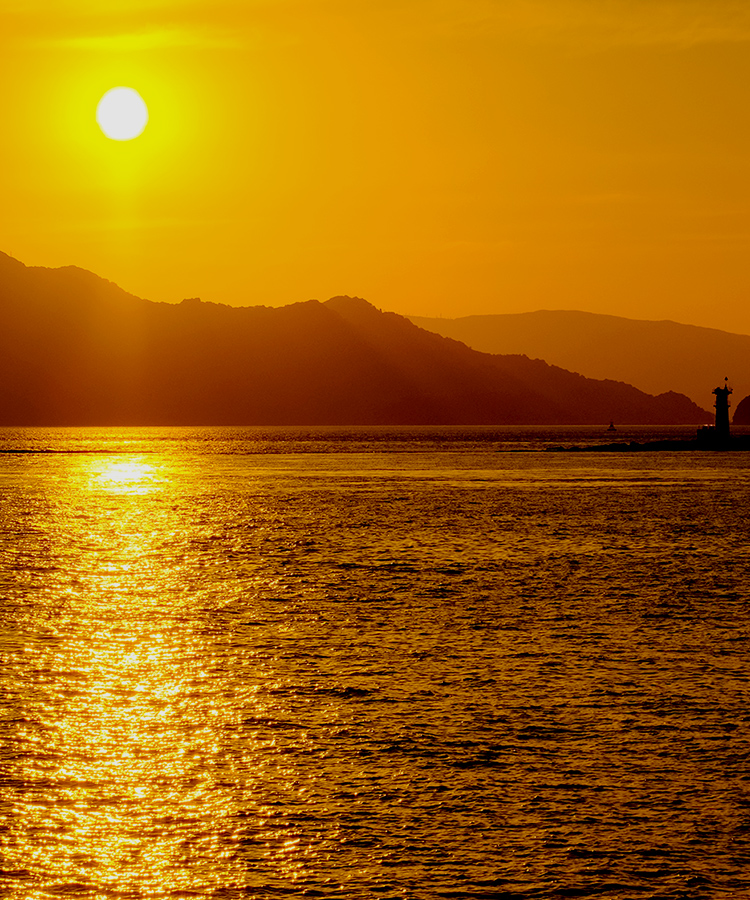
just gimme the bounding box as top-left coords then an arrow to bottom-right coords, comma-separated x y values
733,395 -> 750,426
0,252 -> 708,425
409,310 -> 750,409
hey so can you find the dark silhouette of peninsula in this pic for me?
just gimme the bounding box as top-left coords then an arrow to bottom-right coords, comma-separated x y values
410,310 -> 750,410
0,251 -> 709,426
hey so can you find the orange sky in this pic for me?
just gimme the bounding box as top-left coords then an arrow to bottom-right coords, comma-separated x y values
2,1 -> 750,332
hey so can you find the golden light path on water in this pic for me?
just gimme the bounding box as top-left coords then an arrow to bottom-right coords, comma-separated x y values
8,452 -> 305,897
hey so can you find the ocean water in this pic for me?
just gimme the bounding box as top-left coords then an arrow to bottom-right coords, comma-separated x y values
1,426 -> 749,900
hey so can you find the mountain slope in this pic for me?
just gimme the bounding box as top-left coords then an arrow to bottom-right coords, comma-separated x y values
0,252 -> 708,425
409,309 -> 749,411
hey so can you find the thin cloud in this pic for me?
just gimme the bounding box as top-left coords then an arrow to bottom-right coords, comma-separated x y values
421,0 -> 750,48
31,27 -> 243,51
3,0 -> 205,12
10,0 -> 750,50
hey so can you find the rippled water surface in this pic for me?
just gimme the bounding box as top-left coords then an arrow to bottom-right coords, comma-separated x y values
2,427 -> 750,899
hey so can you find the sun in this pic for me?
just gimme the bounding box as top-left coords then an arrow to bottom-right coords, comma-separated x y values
96,87 -> 149,141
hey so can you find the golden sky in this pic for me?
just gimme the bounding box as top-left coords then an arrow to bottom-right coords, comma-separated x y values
2,1 -> 750,331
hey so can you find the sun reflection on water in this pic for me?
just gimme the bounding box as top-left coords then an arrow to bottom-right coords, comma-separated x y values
4,452 -> 251,897
89,456 -> 160,494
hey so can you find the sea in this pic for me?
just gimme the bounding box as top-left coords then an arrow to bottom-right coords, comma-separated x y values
1,426 -> 749,900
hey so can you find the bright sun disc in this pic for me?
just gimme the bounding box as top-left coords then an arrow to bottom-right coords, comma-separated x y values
96,87 -> 149,141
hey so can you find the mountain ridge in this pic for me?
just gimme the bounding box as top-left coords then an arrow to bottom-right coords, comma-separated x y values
0,252 -> 708,426
409,309 -> 750,410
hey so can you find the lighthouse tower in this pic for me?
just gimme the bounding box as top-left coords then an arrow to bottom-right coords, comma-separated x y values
713,378 -> 732,444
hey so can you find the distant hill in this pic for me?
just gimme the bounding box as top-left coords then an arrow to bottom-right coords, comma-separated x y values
409,310 -> 750,415
0,252 -> 708,426
733,395 -> 750,426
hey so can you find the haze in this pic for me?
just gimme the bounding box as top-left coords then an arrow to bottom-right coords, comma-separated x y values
2,1 -> 750,332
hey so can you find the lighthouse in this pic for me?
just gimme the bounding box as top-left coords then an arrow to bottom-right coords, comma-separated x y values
713,378 -> 732,444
